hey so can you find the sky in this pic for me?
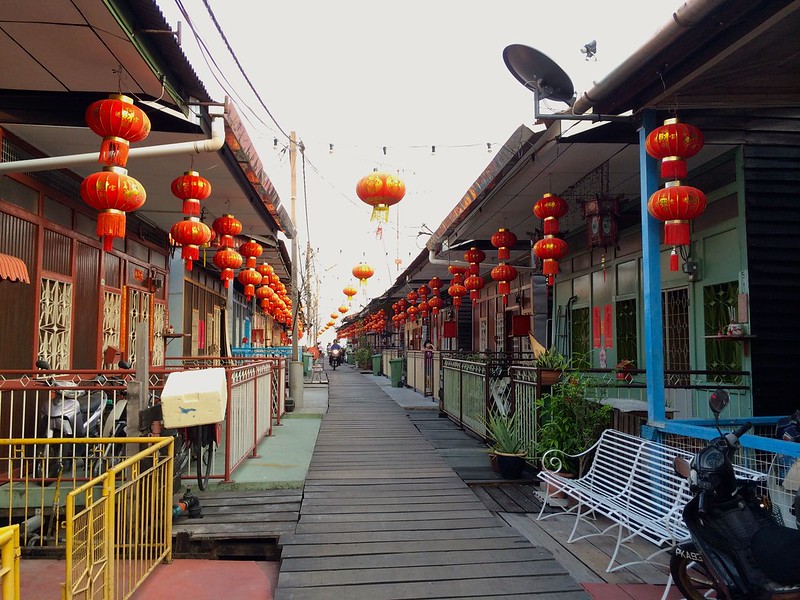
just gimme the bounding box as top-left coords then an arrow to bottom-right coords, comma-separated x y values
156,0 -> 680,342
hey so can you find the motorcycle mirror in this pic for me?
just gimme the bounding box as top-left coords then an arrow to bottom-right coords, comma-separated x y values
118,360 -> 132,369
35,359 -> 51,370
674,456 -> 691,478
709,389 -> 730,416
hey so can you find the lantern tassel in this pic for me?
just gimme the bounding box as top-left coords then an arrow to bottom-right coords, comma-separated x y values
670,248 -> 680,272
182,199 -> 201,216
98,137 -> 130,167
96,210 -> 126,251
664,220 -> 691,246
370,205 -> 390,222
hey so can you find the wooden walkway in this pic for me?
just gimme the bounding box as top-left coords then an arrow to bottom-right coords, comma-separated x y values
275,369 -> 589,599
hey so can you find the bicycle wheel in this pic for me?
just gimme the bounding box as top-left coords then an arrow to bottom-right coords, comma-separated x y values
193,425 -> 214,491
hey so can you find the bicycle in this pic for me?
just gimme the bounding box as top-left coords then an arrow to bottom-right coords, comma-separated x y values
184,422 -> 220,491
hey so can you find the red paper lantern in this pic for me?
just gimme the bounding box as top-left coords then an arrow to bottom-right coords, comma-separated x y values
406,290 -> 419,305
464,247 -> 486,275
239,239 -> 264,269
170,217 -> 212,271
338,305 -> 349,314
464,274 -> 485,305
352,263 -> 374,286
428,295 -> 443,315
212,214 -> 242,248
356,171 -> 406,222
448,265 -> 466,285
447,283 -> 467,309
343,285 -> 358,302
257,263 -> 274,279
237,268 -> 262,301
533,236 -> 569,286
533,193 -> 568,235
645,118 -> 704,180
80,167 -> 147,251
490,263 -> 518,304
418,300 -> 430,317
647,182 -> 707,247
213,247 -> 243,288
491,228 -> 517,260
85,94 -> 151,167
428,276 -> 443,295
417,284 -> 431,300
171,171 -> 212,216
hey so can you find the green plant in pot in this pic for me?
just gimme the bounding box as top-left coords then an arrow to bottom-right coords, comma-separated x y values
535,373 -> 613,477
533,347 -> 570,386
484,408 -> 528,479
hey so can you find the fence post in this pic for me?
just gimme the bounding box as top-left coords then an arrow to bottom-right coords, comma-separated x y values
458,362 -> 464,430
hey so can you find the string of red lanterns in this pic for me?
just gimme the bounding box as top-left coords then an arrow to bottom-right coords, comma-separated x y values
533,193 -> 569,286
81,94 -> 151,252
645,117 -> 707,271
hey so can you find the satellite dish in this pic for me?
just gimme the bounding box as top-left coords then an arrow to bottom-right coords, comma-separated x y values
503,44 -> 575,105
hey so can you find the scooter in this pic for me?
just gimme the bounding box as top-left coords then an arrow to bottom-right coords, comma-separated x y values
670,389 -> 800,599
329,348 -> 342,370
35,360 -> 128,477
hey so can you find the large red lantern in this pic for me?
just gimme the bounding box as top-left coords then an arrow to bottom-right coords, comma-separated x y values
212,214 -> 242,248
645,118 -> 704,180
490,263 -> 518,305
213,247 -> 243,288
356,171 -> 406,222
80,167 -> 146,251
170,217 -> 212,271
533,193 -> 569,235
464,247 -> 486,275
491,228 -> 517,260
85,94 -> 151,167
447,283 -> 467,309
647,182 -> 707,247
352,263 -> 374,286
239,239 -> 264,268
533,236 -> 569,286
171,171 -> 212,216
464,274 -> 485,305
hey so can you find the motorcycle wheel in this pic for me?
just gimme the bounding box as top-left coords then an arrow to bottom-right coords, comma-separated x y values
670,554 -> 722,599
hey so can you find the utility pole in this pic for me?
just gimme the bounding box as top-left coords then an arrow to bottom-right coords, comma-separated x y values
288,131 -> 303,410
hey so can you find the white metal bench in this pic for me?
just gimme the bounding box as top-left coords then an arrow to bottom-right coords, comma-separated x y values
537,428 -> 764,573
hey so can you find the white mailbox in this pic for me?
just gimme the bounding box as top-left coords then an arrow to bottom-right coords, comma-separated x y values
160,367 -> 228,428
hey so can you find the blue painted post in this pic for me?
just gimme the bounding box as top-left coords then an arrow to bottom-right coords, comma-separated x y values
639,110 -> 666,423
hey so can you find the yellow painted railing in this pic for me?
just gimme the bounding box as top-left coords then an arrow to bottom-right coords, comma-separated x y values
0,524 -> 20,600
1,438 -> 172,600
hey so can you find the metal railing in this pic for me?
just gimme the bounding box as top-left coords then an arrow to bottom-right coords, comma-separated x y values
0,357 -> 285,488
405,350 -> 441,397
1,437 -> 173,599
440,354 -> 754,463
0,524 -> 20,600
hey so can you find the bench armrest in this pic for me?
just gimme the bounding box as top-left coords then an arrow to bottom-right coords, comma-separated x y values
540,437 -> 602,474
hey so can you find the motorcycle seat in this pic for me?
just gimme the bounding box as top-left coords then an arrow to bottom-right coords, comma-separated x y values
751,524 -> 800,585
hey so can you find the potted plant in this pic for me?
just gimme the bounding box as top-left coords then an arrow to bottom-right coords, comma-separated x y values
534,347 -> 570,386
535,373 -> 613,478
484,408 -> 528,479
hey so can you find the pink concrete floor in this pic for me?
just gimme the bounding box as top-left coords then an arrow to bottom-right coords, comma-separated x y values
20,558 -> 279,600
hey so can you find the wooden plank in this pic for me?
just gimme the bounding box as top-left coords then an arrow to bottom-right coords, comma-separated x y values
280,537 -> 541,559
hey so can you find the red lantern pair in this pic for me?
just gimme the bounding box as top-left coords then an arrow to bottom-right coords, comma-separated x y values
645,118 -> 706,271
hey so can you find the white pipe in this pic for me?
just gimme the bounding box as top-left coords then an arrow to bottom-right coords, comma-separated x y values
427,248 -> 534,271
0,111 -> 226,175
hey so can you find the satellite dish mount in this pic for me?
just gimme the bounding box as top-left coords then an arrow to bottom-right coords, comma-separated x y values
502,44 -> 630,123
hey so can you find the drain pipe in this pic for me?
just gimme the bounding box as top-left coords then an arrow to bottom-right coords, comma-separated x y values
427,248 -> 535,271
0,103 -> 227,175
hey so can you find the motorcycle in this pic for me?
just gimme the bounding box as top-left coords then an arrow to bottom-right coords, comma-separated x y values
35,359 -> 128,477
329,347 -> 342,370
670,389 -> 800,599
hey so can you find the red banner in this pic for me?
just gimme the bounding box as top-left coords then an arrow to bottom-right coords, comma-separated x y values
604,304 -> 614,348
592,306 -> 602,348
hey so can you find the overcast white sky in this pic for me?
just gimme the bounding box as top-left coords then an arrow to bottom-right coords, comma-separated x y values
156,0 -> 679,341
